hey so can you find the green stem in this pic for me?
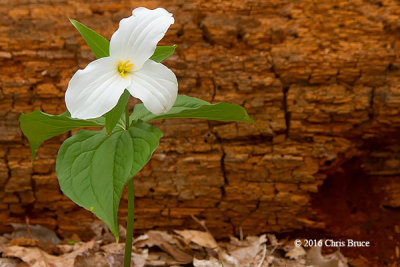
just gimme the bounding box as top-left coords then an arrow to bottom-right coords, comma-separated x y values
123,103 -> 134,267
125,104 -> 130,129
123,178 -> 135,267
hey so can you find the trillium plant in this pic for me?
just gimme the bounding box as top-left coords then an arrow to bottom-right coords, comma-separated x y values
19,7 -> 254,266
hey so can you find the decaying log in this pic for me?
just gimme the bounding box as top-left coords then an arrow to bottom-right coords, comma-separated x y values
1,0 -> 400,242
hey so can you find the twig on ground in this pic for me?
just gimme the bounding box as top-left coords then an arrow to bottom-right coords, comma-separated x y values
191,215 -> 210,234
257,244 -> 267,267
25,217 -> 50,267
25,217 -> 33,240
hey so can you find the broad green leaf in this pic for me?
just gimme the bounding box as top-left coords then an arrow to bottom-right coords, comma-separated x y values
131,95 -> 255,124
104,89 -> 130,133
70,19 -> 110,59
56,121 -> 163,238
70,19 -> 176,62
150,45 -> 177,63
19,111 -> 104,160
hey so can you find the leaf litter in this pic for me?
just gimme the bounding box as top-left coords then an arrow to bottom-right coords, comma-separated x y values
0,220 -> 349,267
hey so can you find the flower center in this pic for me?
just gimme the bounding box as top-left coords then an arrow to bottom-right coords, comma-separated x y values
117,60 -> 134,78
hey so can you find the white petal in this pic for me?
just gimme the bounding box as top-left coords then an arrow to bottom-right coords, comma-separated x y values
109,7 -> 174,70
128,60 -> 178,114
65,57 -> 131,119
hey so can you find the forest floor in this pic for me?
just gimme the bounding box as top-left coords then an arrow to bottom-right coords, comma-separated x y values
0,217 -> 355,267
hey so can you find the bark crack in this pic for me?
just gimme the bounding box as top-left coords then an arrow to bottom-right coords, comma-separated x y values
207,122 -> 227,206
282,85 -> 291,138
270,60 -> 291,138
4,148 -> 11,189
369,87 -> 375,120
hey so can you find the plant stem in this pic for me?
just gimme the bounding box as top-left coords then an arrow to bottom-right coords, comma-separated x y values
123,103 -> 134,267
125,104 -> 130,129
123,178 -> 135,267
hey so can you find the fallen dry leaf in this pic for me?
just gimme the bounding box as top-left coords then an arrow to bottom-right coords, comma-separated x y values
74,253 -> 108,267
64,240 -> 98,259
90,222 -> 108,239
0,258 -> 25,267
57,243 -> 77,254
90,222 -> 126,243
101,242 -> 148,267
131,251 -> 148,267
285,246 -> 306,260
174,230 -> 218,249
219,252 -> 240,267
146,251 -> 184,266
0,223 -> 349,267
307,246 -> 348,267
103,252 -> 124,267
267,234 -> 279,246
3,246 -> 74,267
0,235 -> 9,253
101,242 -> 125,254
90,222 -> 115,243
227,235 -> 267,266
193,257 -> 222,267
136,231 -> 193,264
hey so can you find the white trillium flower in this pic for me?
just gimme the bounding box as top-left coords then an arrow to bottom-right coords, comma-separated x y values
65,7 -> 178,119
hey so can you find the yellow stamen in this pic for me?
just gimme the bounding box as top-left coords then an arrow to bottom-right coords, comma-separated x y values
117,60 -> 134,78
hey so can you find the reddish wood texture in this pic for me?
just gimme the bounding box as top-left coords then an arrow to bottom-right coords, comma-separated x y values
1,1 -> 400,250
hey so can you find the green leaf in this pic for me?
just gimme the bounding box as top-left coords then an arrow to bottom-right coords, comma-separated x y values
69,19 -> 110,59
19,111 -> 104,160
56,121 -> 163,238
104,89 -> 130,134
150,45 -> 177,63
131,95 -> 255,124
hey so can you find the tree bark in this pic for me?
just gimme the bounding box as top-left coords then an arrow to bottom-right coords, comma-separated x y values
1,0 -> 400,239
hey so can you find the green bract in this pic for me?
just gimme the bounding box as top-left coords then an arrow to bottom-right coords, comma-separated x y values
70,19 -> 110,59
104,89 -> 130,134
150,45 -> 177,63
70,19 -> 176,62
18,18 -> 255,240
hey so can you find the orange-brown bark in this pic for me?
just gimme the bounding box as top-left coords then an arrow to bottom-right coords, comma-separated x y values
1,1 -> 400,250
